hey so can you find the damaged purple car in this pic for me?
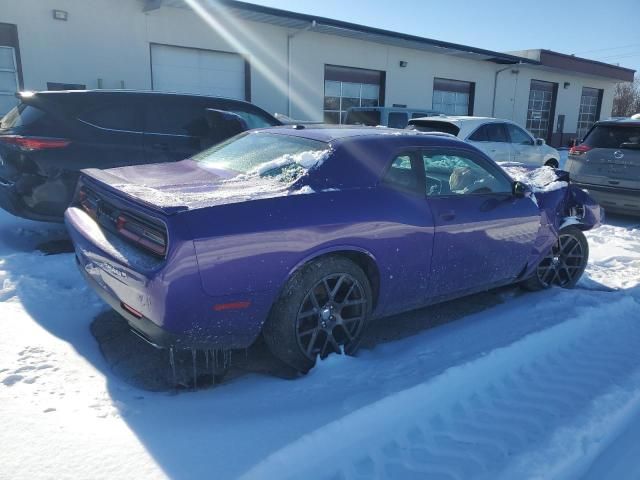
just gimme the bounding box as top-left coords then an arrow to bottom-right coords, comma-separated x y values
64,126 -> 602,373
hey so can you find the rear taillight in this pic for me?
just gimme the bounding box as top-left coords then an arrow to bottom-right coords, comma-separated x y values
78,187 -> 99,217
569,144 -> 591,156
0,135 -> 71,151
116,213 -> 167,256
77,186 -> 167,257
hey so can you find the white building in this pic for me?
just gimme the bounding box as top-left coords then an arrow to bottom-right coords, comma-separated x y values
0,0 -> 635,146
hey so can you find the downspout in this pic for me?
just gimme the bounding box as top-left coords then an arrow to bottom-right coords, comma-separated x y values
287,20 -> 317,117
491,66 -> 513,117
492,62 -> 522,117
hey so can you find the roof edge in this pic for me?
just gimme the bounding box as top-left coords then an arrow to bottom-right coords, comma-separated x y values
215,0 -> 538,65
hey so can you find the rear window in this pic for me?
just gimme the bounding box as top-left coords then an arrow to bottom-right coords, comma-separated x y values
192,132 -> 330,177
409,120 -> 460,136
388,112 -> 409,129
0,103 -> 45,129
345,109 -> 381,126
583,124 -> 640,149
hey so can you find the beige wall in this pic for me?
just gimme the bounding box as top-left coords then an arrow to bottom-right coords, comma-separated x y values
0,0 -> 622,139
494,66 -> 617,138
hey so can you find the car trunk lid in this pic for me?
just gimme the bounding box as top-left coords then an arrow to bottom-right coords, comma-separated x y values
80,157 -> 303,215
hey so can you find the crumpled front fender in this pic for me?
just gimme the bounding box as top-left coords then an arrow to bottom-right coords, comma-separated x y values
520,182 -> 602,280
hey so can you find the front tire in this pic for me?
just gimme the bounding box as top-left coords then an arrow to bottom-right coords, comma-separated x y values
522,226 -> 589,291
263,256 -> 372,373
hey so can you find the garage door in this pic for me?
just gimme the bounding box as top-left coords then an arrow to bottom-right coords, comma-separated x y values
0,46 -> 19,116
151,44 -> 246,100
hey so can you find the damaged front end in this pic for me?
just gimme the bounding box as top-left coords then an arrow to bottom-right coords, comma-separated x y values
505,166 -> 603,281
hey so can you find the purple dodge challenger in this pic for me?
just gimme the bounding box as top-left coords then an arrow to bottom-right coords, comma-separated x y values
65,126 -> 602,372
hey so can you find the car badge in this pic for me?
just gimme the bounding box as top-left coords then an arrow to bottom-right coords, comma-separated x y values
614,150 -> 624,160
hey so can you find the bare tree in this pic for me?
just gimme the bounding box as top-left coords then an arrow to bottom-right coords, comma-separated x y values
612,77 -> 640,117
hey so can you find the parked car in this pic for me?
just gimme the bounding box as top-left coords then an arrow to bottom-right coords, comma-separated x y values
566,118 -> 640,216
408,116 -> 561,167
344,106 -> 441,128
65,126 -> 601,374
0,90 -> 281,222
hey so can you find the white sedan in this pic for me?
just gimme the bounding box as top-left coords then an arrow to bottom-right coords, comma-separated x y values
409,116 -> 561,168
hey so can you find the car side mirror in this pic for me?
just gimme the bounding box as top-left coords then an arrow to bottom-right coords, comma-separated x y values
512,181 -> 529,198
204,109 -> 249,145
536,138 -> 545,146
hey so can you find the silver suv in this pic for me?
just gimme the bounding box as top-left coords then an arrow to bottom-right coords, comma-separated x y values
566,118 -> 640,216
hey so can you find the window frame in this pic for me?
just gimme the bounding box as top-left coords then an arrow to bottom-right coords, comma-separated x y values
420,147 -> 514,198
380,149 -> 426,196
576,87 -> 603,140
432,77 -> 475,116
323,64 -> 385,124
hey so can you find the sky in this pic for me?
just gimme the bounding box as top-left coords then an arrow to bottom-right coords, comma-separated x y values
244,0 -> 639,76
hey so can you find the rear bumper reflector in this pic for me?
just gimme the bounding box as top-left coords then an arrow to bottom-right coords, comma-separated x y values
213,301 -> 251,312
121,302 -> 144,319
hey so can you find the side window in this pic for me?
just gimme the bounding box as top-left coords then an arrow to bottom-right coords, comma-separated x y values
229,109 -> 277,129
79,104 -> 141,132
468,125 -> 488,142
506,123 -> 534,145
423,152 -> 511,196
388,112 -> 409,129
383,154 -> 422,193
145,101 -> 209,137
485,123 -> 509,142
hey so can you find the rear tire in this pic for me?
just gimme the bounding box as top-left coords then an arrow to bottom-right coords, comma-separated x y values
545,158 -> 559,169
521,226 -> 589,291
263,256 -> 372,373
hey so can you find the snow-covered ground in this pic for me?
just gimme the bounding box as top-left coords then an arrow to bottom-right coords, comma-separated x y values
1,208 -> 639,480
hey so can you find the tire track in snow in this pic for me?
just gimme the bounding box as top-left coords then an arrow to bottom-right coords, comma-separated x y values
240,295 -> 640,480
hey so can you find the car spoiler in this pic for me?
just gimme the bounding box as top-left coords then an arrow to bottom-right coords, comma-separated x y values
80,168 -> 189,216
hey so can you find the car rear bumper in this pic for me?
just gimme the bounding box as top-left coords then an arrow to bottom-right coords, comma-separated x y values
573,182 -> 640,216
65,206 -> 270,350
75,255 -> 203,349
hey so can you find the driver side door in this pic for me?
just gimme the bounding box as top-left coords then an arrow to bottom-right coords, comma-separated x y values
422,148 -> 540,301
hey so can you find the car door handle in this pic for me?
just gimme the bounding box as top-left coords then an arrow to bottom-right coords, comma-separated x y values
151,142 -> 170,151
439,210 -> 456,221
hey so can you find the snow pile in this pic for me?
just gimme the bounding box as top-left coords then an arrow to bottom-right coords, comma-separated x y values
501,164 -> 568,192
1,208 -> 640,479
289,185 -> 315,195
249,149 -> 329,176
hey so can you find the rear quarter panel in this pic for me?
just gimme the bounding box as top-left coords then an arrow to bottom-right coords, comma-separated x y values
185,187 -> 435,318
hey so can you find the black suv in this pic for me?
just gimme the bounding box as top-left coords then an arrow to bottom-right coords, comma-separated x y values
0,90 -> 281,222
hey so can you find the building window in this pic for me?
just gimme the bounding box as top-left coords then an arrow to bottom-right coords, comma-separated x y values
576,87 -> 603,140
432,78 -> 475,116
0,46 -> 18,116
324,65 -> 384,124
526,79 -> 557,141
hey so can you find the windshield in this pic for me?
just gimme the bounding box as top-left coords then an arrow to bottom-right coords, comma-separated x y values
192,131 -> 331,177
583,124 -> 640,149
